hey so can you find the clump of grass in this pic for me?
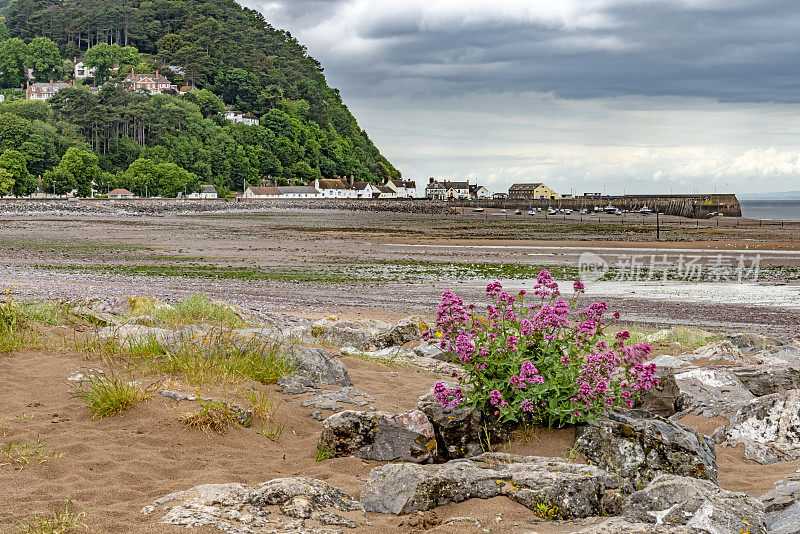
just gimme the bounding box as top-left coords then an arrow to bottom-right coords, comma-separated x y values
70,375 -> 152,419
346,350 -> 410,368
245,388 -> 284,441
182,399 -> 239,434
1,435 -> 62,471
18,301 -> 64,326
0,299 -> 37,352
16,500 -> 88,534
127,294 -> 247,329
315,439 -> 335,462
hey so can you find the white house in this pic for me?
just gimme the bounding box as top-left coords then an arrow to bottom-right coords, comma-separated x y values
376,185 -> 396,198
278,185 -> 322,198
352,182 -> 378,199
108,188 -> 135,199
470,184 -> 491,200
243,186 -> 283,198
314,178 -> 358,198
386,179 -> 417,198
226,111 -> 259,125
74,61 -> 96,80
426,179 -> 470,200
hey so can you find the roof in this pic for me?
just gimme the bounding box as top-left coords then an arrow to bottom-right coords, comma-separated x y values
108,188 -> 133,196
200,185 -> 217,193
469,184 -> 487,192
509,183 -> 544,190
378,186 -> 394,193
242,113 -> 258,120
391,180 -> 416,188
29,82 -> 71,94
316,179 -> 349,190
279,186 -> 320,194
125,71 -> 171,84
247,186 -> 282,196
352,182 -> 371,191
427,180 -> 469,189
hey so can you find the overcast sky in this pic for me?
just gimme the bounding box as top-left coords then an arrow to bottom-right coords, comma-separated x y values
242,0 -> 800,195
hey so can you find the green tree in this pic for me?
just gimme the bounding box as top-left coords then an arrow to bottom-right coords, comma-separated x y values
0,168 -> 13,197
53,147 -> 100,197
182,88 -> 225,120
0,16 -> 10,42
26,37 -> 61,82
42,167 -> 75,196
0,112 -> 31,150
0,38 -> 28,88
0,149 -> 32,197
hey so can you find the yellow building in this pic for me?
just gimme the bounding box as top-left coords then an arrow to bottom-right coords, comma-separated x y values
507,183 -> 558,200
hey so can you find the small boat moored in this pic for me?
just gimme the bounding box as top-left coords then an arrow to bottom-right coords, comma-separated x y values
639,205 -> 652,215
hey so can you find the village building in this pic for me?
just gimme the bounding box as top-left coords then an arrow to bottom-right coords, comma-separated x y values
376,185 -> 396,198
26,81 -> 73,100
425,179 -> 470,200
507,183 -> 558,200
108,188 -> 135,199
123,69 -> 177,94
470,184 -> 491,199
225,111 -> 259,125
385,179 -> 417,198
314,178 -> 358,198
278,185 -> 322,198
243,186 -> 283,199
74,61 -> 96,80
352,181 -> 378,199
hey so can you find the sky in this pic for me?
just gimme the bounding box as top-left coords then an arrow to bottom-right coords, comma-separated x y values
241,0 -> 800,195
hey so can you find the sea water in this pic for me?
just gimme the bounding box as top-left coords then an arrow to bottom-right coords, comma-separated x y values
740,199 -> 800,220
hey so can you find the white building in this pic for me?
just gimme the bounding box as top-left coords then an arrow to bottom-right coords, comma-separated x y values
74,61 -> 96,80
243,186 -> 283,198
314,178 -> 358,198
278,185 -> 322,198
225,111 -> 259,125
386,179 -> 417,198
470,184 -> 491,199
376,185 -> 396,198
352,182 -> 378,199
426,179 -> 470,200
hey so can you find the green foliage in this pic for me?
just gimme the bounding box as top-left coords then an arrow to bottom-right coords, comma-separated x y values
84,43 -> 141,84
70,374 -> 151,419
0,299 -> 32,352
0,37 -> 27,88
126,294 -> 247,329
25,37 -> 61,82
15,500 -> 87,534
315,439 -> 335,462
182,398 -> 239,434
0,149 -> 33,196
1,435 -> 61,471
44,147 -> 99,197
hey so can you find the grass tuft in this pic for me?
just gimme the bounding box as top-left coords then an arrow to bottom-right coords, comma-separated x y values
70,375 -> 152,419
127,294 -> 247,329
245,388 -> 284,442
0,299 -> 37,352
314,439 -> 335,462
1,435 -> 62,471
181,399 -> 239,434
18,301 -> 65,326
16,500 -> 88,534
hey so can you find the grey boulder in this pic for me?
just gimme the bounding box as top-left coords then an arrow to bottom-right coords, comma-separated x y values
575,517 -> 703,533
722,389 -> 800,464
360,452 -> 622,518
674,368 -> 755,417
413,343 -> 447,361
320,410 -> 437,463
759,480 -> 800,512
730,362 -> 800,397
141,478 -> 367,532
373,316 -> 427,349
575,410 -> 717,486
685,341 -> 748,364
623,474 -> 766,534
418,382 -> 483,459
289,346 -> 351,387
766,500 -> 800,534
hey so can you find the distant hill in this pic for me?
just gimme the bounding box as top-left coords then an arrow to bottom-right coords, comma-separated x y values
738,191 -> 800,200
0,0 -> 399,193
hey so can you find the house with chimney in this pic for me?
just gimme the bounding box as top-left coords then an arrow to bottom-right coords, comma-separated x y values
124,69 -> 177,94
352,182 -> 379,199
314,178 -> 358,198
470,184 -> 491,200
26,81 -> 73,100
74,61 -> 96,80
385,179 -> 417,198
425,178 -> 471,200
244,186 -> 283,198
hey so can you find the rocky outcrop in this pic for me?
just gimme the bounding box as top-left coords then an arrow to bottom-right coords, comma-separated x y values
309,318 -> 391,351
623,474 -> 766,534
300,387 -> 376,412
752,344 -> 800,365
685,341 -> 748,364
721,389 -> 800,464
413,343 -> 446,361
276,374 -> 320,395
575,410 -> 717,486
320,410 -> 437,463
141,478 -> 367,532
417,382 -> 483,460
759,480 -> 800,512
673,368 -> 755,417
576,517 -> 702,533
359,452 -> 622,518
767,501 -> 800,534
635,370 -> 680,417
289,346 -> 351,387
373,316 -> 427,349
730,362 -> 800,397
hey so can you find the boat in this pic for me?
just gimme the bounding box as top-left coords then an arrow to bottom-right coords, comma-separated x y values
472,207 -> 485,212
593,206 -> 602,213
639,205 -> 652,215
527,209 -> 535,215
604,204 -> 617,214
564,208 -> 572,215
580,208 -> 590,215
547,207 -> 557,215
515,209 -> 522,215
537,207 -> 542,212
614,208 -> 622,215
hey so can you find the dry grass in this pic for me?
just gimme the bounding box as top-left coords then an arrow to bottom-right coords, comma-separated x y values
16,500 -> 90,534
181,399 -> 239,434
127,294 -> 247,329
70,375 -> 153,419
1,435 -> 62,471
244,387 -> 284,441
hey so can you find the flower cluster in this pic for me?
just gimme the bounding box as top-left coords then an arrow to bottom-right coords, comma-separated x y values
431,273 -> 658,428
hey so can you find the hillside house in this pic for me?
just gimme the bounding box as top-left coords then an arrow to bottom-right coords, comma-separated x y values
74,61 -> 96,80
352,182 -> 378,199
385,179 -> 417,198
26,81 -> 73,100
315,178 -> 358,198
244,186 -> 283,198
508,183 -> 558,200
108,188 -> 135,199
225,111 -> 258,125
124,69 -> 177,94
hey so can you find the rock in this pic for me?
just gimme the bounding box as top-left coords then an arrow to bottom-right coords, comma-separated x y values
277,374 -> 320,395
759,480 -> 800,512
70,302 -> 118,326
310,411 -> 324,421
320,410 -> 437,463
766,500 -> 800,534
67,368 -> 105,382
635,370 -> 680,417
96,324 -> 174,344
142,478 -> 367,532
649,355 -> 693,370
418,382 -> 483,459
301,387 -> 377,412
731,363 -> 800,396
413,343 -> 447,361
673,368 -> 755,417
575,410 -> 717,487
373,316 -> 427,349
722,389 -> 800,464
752,344 -> 800,365
360,452 -> 622,518
726,333 -> 779,353
290,346 -> 351,387
575,517 -> 702,533
623,474 -> 766,533
309,318 -> 391,351
685,340 -> 748,364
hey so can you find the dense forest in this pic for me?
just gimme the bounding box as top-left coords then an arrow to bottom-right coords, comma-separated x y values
0,0 -> 400,197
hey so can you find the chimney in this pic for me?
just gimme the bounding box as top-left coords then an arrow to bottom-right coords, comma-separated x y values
429,177 -> 434,184
349,175 -> 354,187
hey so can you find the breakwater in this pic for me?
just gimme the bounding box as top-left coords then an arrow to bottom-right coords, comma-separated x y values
455,194 -> 741,218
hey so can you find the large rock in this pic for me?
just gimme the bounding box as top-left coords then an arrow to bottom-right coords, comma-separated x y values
635,370 -> 680,417
759,480 -> 800,512
141,478 -> 367,532
373,316 -> 427,349
360,452 -> 623,518
721,389 -> 800,464
623,474 -> 767,534
320,410 -> 437,463
413,343 -> 447,361
575,410 -> 717,486
684,341 -> 748,364
752,344 -> 800,365
289,346 -> 351,387
767,501 -> 800,534
730,362 -> 800,397
726,333 -> 779,354
309,318 -> 391,351
576,517 -> 702,533
674,368 -> 755,417
418,382 -> 483,460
